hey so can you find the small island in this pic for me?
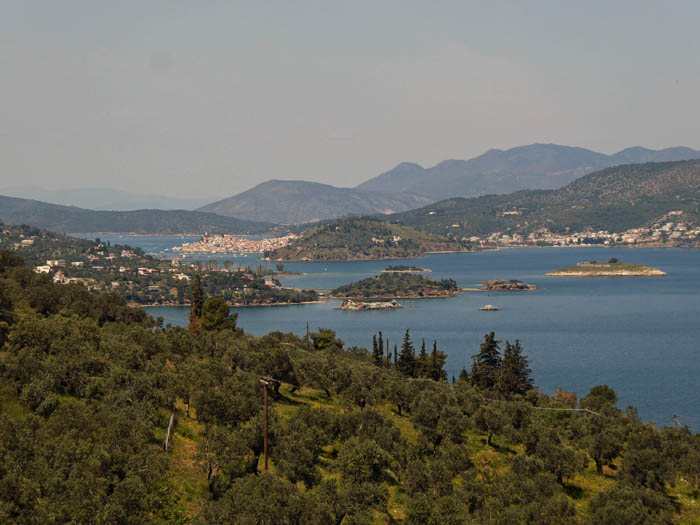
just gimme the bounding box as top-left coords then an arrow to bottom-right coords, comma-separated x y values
331,272 -> 460,299
480,279 -> 536,291
546,259 -> 666,277
383,264 -> 431,273
339,299 -> 402,311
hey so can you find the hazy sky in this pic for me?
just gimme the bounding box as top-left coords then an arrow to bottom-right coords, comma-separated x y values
2,1 -> 700,198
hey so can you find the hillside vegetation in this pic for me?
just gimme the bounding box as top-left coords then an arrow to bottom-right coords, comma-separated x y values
267,217 -> 472,261
391,160 -> 700,238
1,254 -> 700,523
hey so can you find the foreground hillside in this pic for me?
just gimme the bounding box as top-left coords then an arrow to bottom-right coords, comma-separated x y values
1,252 -> 699,523
266,218 -> 472,261
0,195 -> 274,234
391,160 -> 700,240
198,180 -> 432,225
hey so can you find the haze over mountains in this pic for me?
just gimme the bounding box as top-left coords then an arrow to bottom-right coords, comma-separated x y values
199,144 -> 700,224
358,144 -> 700,200
0,186 -> 215,211
0,195 -> 272,235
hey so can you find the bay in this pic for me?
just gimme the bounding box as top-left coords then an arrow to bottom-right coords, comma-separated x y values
83,234 -> 700,430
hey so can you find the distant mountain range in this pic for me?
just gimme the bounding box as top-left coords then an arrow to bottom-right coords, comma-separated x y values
198,144 -> 700,224
390,159 -> 700,237
0,186 -> 215,211
356,144 -> 700,201
5,144 -> 700,232
0,195 -> 272,234
197,180 -> 432,224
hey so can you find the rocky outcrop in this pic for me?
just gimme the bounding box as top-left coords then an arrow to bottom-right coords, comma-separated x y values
480,279 -> 536,291
546,262 -> 666,277
339,299 -> 402,311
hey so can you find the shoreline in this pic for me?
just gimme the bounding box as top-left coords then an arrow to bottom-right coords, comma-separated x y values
330,291 -> 461,300
136,299 -> 327,308
545,271 -> 666,277
381,269 -> 431,273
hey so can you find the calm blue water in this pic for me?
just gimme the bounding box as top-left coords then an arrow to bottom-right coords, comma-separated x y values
80,235 -> 700,430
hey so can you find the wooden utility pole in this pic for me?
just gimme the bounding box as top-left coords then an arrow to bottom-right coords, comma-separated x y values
259,377 -> 280,471
264,387 -> 269,470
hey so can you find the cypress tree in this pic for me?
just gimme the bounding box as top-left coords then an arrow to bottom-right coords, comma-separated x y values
372,334 -> 384,367
417,339 -> 428,377
398,329 -> 416,377
190,273 -> 204,321
393,344 -> 397,366
470,332 -> 502,390
430,340 -> 447,381
458,367 -> 469,382
497,339 -> 533,399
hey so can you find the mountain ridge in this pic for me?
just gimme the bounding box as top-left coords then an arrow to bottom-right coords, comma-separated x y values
197,179 -> 432,224
0,194 -> 274,234
357,143 -> 700,200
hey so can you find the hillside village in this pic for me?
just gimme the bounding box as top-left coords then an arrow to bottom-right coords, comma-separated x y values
0,224 -> 317,306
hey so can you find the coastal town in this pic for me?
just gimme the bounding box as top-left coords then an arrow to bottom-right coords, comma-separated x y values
463,211 -> 700,248
173,233 -> 297,254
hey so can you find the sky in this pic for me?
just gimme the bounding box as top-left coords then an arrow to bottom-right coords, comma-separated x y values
2,1 -> 700,198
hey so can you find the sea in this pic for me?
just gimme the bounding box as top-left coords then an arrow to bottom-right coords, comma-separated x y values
73,233 -> 700,431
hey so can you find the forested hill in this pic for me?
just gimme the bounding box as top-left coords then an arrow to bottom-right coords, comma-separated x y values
0,194 -> 275,234
390,160 -> 700,237
266,217 -> 471,261
1,249 -> 700,522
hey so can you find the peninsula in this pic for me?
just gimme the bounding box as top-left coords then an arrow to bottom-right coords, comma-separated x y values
331,272 -> 460,299
265,217 -> 473,261
546,260 -> 666,277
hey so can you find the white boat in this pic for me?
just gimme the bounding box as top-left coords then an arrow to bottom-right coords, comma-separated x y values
479,304 -> 499,311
